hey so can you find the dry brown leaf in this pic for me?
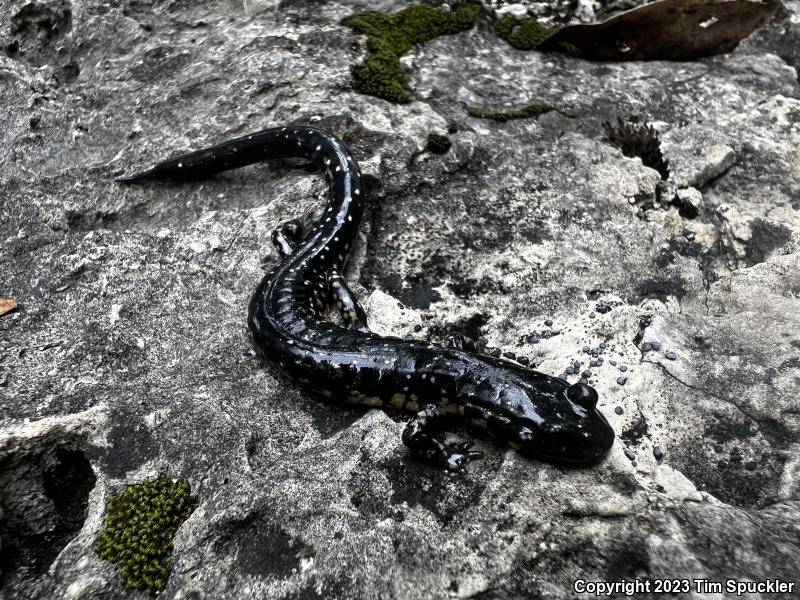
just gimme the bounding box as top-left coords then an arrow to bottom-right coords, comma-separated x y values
544,0 -> 779,60
0,299 -> 18,316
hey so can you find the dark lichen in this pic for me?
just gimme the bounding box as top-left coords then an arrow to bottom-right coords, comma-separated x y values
96,474 -> 198,596
426,132 -> 452,153
342,4 -> 480,103
604,117 -> 670,180
467,101 -> 563,121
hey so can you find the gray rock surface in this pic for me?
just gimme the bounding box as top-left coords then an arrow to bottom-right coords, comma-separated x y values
1,0 -> 799,598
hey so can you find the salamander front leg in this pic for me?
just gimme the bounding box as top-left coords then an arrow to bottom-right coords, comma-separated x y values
271,219 -> 304,258
402,405 -> 482,471
327,271 -> 369,332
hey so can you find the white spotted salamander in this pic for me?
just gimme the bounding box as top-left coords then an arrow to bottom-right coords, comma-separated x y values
119,125 -> 615,470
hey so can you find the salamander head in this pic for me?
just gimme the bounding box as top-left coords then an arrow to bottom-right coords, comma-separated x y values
493,374 -> 615,466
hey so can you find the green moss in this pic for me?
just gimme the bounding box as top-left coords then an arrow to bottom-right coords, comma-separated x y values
493,15 -> 554,50
96,474 -> 198,596
467,101 -> 565,122
493,16 -> 581,56
343,4 -> 480,103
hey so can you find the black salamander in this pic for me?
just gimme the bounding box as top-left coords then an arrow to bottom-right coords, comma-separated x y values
119,125 -> 615,470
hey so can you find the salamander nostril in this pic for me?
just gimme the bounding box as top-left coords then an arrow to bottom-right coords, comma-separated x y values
567,383 -> 598,409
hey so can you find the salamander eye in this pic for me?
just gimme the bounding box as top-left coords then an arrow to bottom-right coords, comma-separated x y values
566,383 -> 598,409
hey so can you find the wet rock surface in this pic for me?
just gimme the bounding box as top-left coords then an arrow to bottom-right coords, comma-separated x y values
1,0 -> 799,598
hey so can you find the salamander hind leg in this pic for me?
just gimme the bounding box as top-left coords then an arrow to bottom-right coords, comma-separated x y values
271,218 -> 304,257
271,205 -> 325,258
327,271 -> 369,332
402,404 -> 482,471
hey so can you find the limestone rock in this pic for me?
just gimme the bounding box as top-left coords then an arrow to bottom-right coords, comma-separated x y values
1,0 -> 798,598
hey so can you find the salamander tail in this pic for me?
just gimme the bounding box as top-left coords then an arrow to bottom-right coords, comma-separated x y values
116,169 -> 154,184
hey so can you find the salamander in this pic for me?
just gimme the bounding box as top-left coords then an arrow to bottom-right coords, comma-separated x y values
119,125 -> 615,470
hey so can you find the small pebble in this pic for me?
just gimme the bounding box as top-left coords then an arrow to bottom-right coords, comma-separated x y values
614,406 -> 624,415
558,373 -> 568,381
530,336 -> 540,344
503,351 -> 516,360
581,370 -> 592,378
620,365 -> 628,372
651,341 -> 662,350
631,461 -> 638,467
579,378 -> 588,385
565,366 -> 575,375
595,303 -> 611,314
518,356 -> 529,366
413,324 -> 422,332
589,312 -> 595,319
582,345 -> 590,353
624,448 -> 636,461
713,408 -> 729,419
590,359 -> 598,367
489,348 -> 501,358
642,342 -> 653,352
545,319 -> 553,326
599,342 -> 608,349
653,446 -> 663,461
617,376 -> 628,386
609,360 -> 617,366
665,351 -> 677,360
591,350 -> 599,358
596,357 -> 604,365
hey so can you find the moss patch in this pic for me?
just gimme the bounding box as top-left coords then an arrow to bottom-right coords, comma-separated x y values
467,101 -> 565,122
493,15 -> 554,50
494,16 -> 580,56
96,474 -> 198,596
342,4 -> 480,103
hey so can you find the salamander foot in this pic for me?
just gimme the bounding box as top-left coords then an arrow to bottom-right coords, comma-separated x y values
327,271 -> 369,332
402,405 -> 483,471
